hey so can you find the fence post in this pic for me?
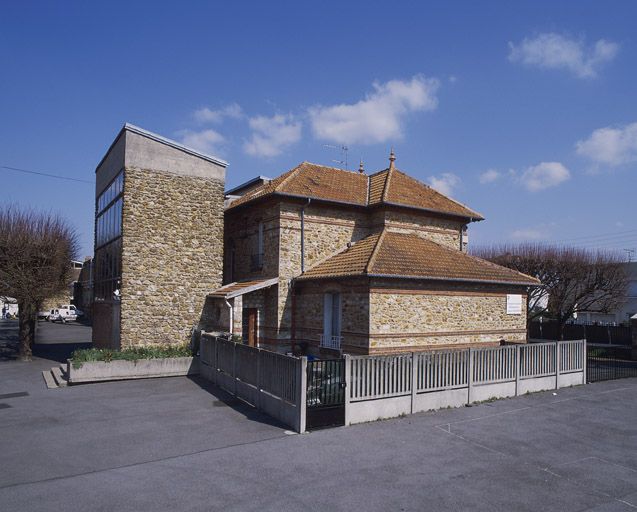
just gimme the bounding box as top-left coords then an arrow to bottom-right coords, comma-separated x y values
515,344 -> 520,396
344,354 -> 351,426
212,336 -> 218,385
232,341 -> 237,397
467,348 -> 474,404
411,352 -> 417,414
555,341 -> 560,390
582,340 -> 587,385
255,348 -> 261,411
297,356 -> 308,433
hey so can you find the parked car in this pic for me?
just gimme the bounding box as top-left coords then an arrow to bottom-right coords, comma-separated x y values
40,308 -> 78,323
59,304 -> 84,318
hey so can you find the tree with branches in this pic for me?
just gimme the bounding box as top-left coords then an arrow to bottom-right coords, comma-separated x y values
0,206 -> 78,360
472,244 -> 628,339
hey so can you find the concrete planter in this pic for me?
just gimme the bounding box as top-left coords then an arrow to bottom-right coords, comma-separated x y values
67,357 -> 199,384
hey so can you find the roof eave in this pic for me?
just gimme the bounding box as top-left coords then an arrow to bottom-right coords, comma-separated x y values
226,191 -> 368,211
374,201 -> 484,222
296,272 -> 538,287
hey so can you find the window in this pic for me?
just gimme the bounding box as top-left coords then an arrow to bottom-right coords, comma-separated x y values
322,292 -> 342,349
94,238 -> 121,301
95,171 -> 124,249
251,222 -> 264,271
94,172 -> 124,301
96,197 -> 122,247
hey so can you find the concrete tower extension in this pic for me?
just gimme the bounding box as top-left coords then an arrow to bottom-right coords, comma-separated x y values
92,124 -> 227,349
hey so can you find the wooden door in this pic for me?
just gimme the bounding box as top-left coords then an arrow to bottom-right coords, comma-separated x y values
242,308 -> 258,347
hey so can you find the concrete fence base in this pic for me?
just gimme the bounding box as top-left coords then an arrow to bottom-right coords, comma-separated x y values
345,340 -> 586,426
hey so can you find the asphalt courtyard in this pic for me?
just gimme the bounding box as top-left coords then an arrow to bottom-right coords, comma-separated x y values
1,323 -> 636,511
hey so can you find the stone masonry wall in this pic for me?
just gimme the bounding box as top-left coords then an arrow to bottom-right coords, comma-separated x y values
368,279 -> 528,354
377,210 -> 464,250
294,279 -> 370,354
277,202 -> 370,344
224,203 -> 279,283
120,167 -> 224,347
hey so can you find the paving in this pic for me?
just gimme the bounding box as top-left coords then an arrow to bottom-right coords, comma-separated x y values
0,321 -> 636,511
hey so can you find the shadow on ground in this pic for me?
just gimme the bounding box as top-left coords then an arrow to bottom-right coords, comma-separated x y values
32,342 -> 92,363
0,320 -> 19,361
186,374 -> 289,430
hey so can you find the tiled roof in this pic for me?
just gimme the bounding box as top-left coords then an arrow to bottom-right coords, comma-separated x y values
227,161 -> 483,220
297,230 -> 539,285
228,162 -> 368,209
370,168 -> 482,219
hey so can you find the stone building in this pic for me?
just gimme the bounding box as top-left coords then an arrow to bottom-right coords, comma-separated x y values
92,124 -> 227,349
205,153 -> 539,355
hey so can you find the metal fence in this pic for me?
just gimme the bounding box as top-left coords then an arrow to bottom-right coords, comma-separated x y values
587,345 -> 637,383
199,333 -> 306,432
345,341 -> 586,426
200,336 -> 590,432
530,321 -> 632,345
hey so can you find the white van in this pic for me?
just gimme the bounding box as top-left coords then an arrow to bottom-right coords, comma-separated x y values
42,308 -> 78,323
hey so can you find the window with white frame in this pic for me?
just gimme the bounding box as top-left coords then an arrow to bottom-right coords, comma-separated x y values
323,292 -> 341,343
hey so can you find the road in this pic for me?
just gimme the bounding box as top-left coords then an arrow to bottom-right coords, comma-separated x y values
0,346 -> 636,511
0,318 -> 91,362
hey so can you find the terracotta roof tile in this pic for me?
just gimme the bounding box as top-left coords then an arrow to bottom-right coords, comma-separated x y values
298,230 -> 539,285
228,162 -> 367,209
227,162 -> 483,220
379,169 -> 482,219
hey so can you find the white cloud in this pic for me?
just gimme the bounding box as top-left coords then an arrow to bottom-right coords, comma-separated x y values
511,228 -> 547,241
194,103 -> 244,124
520,162 -> 571,192
308,75 -> 439,144
178,129 -> 225,154
508,33 -> 619,78
479,169 -> 501,184
575,122 -> 637,167
243,114 -> 302,157
428,173 -> 460,197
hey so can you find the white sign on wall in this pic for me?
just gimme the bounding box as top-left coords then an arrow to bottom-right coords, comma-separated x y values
506,294 -> 522,315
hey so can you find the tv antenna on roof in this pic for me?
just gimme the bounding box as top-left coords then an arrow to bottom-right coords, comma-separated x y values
323,144 -> 348,170
624,248 -> 636,262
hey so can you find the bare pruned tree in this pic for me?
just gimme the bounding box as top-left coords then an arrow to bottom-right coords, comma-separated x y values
472,244 -> 628,339
0,206 -> 79,360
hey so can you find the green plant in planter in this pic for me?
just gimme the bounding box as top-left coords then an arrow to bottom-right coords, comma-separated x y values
71,343 -> 192,369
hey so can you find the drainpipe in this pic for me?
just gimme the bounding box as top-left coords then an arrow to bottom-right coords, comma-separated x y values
290,279 -> 296,355
224,299 -> 233,337
300,198 -> 311,273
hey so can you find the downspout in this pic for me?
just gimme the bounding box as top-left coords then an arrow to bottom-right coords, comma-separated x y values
300,198 -> 311,273
296,198 -> 311,354
224,299 -> 233,337
290,279 -> 296,354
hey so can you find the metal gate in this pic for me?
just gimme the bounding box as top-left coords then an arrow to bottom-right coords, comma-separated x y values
587,345 -> 637,382
306,359 -> 345,429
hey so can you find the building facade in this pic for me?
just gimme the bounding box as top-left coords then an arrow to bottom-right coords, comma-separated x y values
204,156 -> 538,355
92,124 -> 227,349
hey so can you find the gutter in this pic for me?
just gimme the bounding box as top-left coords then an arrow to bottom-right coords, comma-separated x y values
295,273 -> 539,287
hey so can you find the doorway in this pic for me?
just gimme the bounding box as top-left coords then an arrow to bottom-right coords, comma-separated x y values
242,308 -> 258,347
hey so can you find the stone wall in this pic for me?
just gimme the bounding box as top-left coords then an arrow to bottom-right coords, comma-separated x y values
368,279 -> 528,353
223,198 -> 479,352
120,167 -> 224,347
224,202 -> 280,283
294,279 -> 370,354
376,209 -> 464,250
278,201 -> 369,345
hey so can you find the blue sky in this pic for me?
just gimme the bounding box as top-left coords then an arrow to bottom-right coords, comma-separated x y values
1,1 -> 636,258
